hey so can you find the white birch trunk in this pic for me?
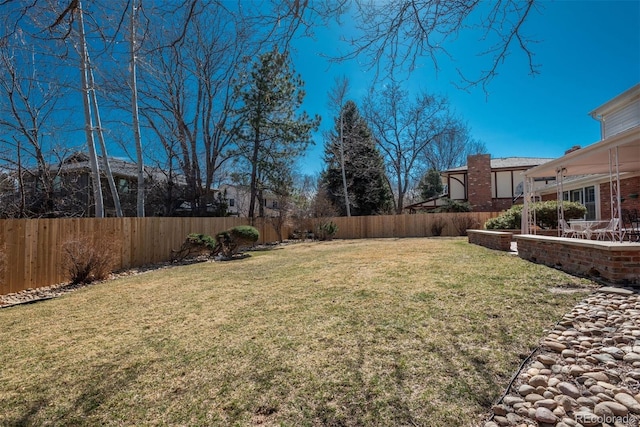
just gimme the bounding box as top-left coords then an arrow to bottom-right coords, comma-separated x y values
340,109 -> 350,217
77,1 -> 104,218
131,0 -> 145,217
88,62 -> 123,217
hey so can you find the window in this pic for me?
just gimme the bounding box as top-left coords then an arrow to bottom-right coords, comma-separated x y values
584,186 -> 596,220
562,185 -> 596,220
53,176 -> 62,192
272,200 -> 278,208
118,178 -> 130,194
229,198 -> 235,207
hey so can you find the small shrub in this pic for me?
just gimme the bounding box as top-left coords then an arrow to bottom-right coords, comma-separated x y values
316,221 -> 338,241
452,215 -> 479,236
229,225 -> 260,243
62,237 -> 119,284
187,233 -> 217,250
430,218 -> 447,236
171,233 -> 218,261
484,201 -> 587,230
216,225 -> 260,258
433,198 -> 472,213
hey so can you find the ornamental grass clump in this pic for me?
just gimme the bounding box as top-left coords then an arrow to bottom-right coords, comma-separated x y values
61,237 -> 119,284
430,218 -> 447,236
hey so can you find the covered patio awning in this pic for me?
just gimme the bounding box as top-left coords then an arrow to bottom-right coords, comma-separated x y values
521,125 -> 640,237
523,125 -> 640,178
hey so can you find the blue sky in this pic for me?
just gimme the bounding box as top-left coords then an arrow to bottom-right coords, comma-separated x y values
292,0 -> 640,175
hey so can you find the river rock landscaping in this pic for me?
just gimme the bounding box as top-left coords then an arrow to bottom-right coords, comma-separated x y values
486,286 -> 640,427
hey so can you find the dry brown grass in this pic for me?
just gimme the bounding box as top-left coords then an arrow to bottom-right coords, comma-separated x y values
0,238 -> 595,426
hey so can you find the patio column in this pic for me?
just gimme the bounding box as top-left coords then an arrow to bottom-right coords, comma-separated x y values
556,167 -> 566,237
521,176 -> 537,234
608,146 -> 623,241
522,177 -> 529,234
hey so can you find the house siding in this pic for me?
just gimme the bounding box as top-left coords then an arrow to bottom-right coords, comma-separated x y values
603,98 -> 640,139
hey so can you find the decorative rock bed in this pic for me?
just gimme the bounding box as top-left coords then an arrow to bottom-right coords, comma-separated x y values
485,287 -> 640,427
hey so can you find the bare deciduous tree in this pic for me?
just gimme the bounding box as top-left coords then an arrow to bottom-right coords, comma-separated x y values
341,0 -> 539,90
422,121 -> 487,171
136,2 -> 247,215
0,31 -> 66,217
363,82 -> 456,213
326,76 -> 351,216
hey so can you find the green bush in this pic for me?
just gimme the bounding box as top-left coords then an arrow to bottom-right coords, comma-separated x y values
485,201 -> 587,230
228,225 -> 260,243
316,221 -> 338,241
172,233 -> 218,261
215,225 -> 260,258
186,233 -> 217,250
433,198 -> 472,213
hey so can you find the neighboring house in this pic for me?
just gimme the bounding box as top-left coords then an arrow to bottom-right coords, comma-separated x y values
53,152 -> 190,217
531,83 -> 640,221
404,155 -> 554,213
219,184 -> 280,218
7,152 -> 193,217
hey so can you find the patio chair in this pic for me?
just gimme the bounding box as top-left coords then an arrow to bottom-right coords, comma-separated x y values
560,220 -> 576,238
622,209 -> 640,242
592,218 -> 622,241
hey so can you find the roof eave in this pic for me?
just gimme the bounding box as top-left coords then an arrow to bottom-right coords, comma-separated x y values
588,83 -> 640,119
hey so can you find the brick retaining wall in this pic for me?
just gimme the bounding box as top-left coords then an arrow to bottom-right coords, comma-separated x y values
515,235 -> 640,285
468,230 -> 514,251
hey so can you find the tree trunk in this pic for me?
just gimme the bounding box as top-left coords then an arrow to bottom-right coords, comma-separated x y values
76,1 -> 104,218
131,0 -> 145,217
88,63 -> 123,217
396,179 -> 404,214
248,130 -> 260,222
258,188 -> 265,218
340,110 -> 351,217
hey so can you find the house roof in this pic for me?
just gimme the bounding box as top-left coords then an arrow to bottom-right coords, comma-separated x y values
589,83 -> 640,119
58,153 -> 187,185
444,157 -> 554,173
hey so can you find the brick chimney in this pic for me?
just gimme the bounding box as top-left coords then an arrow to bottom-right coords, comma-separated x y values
564,145 -> 581,155
467,154 -> 493,212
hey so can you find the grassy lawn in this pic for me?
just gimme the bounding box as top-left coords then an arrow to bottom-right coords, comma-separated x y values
0,238 -> 595,426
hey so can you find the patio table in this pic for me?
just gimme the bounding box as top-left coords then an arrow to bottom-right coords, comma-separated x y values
568,220 -> 609,239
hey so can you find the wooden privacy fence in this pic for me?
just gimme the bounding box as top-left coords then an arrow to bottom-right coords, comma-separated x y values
331,212 -> 498,239
0,212 -> 499,295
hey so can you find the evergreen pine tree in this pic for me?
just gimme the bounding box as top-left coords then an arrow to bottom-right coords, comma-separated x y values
234,49 -> 320,220
321,101 -> 393,216
418,168 -> 444,200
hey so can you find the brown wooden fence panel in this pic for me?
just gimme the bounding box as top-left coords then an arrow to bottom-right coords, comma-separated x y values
0,213 -> 498,295
332,212 -> 498,239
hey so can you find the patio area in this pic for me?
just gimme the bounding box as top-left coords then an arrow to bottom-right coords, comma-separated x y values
514,234 -> 640,286
515,86 -> 640,286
